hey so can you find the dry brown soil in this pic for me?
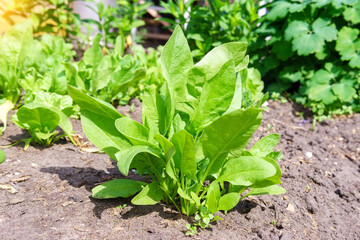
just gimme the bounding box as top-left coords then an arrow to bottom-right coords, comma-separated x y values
1,100 -> 359,240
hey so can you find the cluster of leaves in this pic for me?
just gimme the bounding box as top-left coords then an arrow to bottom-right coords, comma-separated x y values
0,20 -> 161,147
64,33 -> 149,105
11,101 -> 76,148
69,27 -> 284,230
160,0 -> 268,60
250,0 -> 360,119
0,0 -> 85,42
0,20 -> 34,134
83,0 -> 152,48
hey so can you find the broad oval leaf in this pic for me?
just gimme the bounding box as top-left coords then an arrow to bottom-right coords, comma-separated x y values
68,85 -> 130,159
131,182 -> 164,205
170,130 -> 197,180
250,134 -> 280,157
217,156 -> 277,186
244,185 -> 286,198
205,181 -> 221,213
116,146 -> 164,176
115,117 -> 151,146
15,103 -> 60,132
218,192 -> 241,211
92,179 -> 147,199
201,107 -> 263,160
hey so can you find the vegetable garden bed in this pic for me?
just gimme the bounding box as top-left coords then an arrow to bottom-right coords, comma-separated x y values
1,100 -> 359,239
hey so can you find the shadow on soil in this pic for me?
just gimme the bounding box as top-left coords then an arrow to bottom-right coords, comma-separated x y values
40,165 -> 259,222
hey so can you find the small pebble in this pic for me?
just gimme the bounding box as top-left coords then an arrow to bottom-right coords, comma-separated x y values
286,203 -> 295,213
305,152 -> 313,158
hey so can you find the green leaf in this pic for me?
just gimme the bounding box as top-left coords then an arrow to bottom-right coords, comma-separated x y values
343,1 -> 360,24
205,181 -> 220,213
67,85 -> 131,159
245,185 -> 286,197
217,156 -> 278,186
266,1 -> 291,21
161,25 -> 193,112
115,117 -> 152,146
250,134 -> 280,157
155,134 -> 176,162
131,182 -> 164,205
83,33 -> 103,69
292,33 -> 324,55
201,108 -> 263,161
170,130 -> 197,180
218,192 -> 240,211
92,179 -> 147,199
285,19 -> 337,56
332,83 -> 356,102
336,27 -> 360,68
116,146 -> 164,176
311,69 -> 334,84
308,84 -> 336,105
177,188 -> 195,203
0,149 -> 5,164
67,85 -> 121,120
14,103 -> 60,133
187,58 -> 236,133
114,35 -> 125,57
284,21 -> 309,41
312,18 -> 338,42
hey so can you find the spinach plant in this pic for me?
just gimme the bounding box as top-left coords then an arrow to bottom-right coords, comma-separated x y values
251,0 -> 360,119
0,20 -> 33,135
20,33 -> 75,102
65,33 -> 146,105
69,27 -> 284,222
11,103 -> 76,149
132,45 -> 165,100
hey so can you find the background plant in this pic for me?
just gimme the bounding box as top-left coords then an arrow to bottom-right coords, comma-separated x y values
250,0 -> 360,120
64,33 -> 147,105
83,0 -> 152,49
11,103 -> 76,149
0,0 -> 84,41
160,0 -> 267,60
68,27 -> 284,227
0,20 -> 33,135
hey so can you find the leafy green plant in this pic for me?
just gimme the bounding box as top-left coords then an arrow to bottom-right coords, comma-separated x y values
68,27 -> 285,225
20,33 -> 75,102
116,0 -> 152,43
1,0 -> 84,41
11,103 -> 75,149
251,0 -> 360,119
186,206 -> 223,235
83,0 -> 151,48
65,33 -> 146,105
160,0 -> 267,60
132,45 -> 165,100
0,20 -> 33,135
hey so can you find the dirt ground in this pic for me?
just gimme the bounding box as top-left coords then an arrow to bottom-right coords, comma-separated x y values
0,100 -> 359,240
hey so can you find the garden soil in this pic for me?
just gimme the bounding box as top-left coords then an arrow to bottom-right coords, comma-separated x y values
0,100 -> 359,240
